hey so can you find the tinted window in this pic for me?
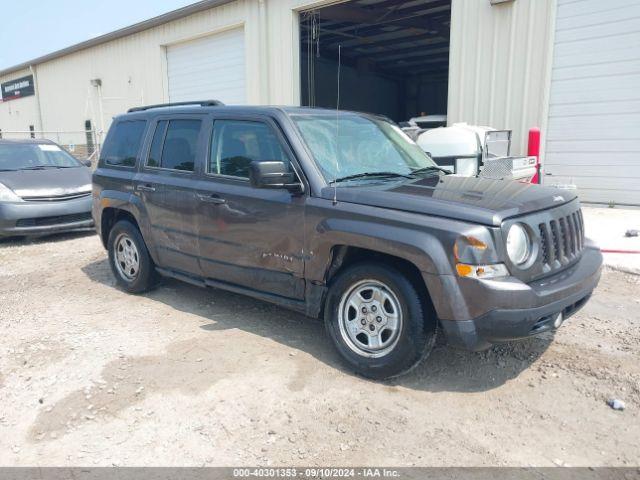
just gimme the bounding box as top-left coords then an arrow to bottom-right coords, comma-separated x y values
158,120 -> 201,172
147,120 -> 167,168
100,120 -> 146,167
209,120 -> 290,178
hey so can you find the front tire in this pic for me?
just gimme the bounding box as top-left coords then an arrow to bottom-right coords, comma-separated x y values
324,262 -> 436,380
107,220 -> 158,293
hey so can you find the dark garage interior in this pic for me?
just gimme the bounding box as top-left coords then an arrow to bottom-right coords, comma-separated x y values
300,0 -> 451,123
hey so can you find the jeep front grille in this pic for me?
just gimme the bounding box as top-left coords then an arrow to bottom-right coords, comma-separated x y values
538,209 -> 584,269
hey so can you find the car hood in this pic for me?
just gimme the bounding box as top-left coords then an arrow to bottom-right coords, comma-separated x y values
0,167 -> 92,198
320,175 -> 577,226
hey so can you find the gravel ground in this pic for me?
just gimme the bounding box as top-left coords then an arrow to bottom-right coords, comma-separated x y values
0,232 -> 639,467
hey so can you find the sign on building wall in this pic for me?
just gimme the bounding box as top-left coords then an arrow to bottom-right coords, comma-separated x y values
1,74 -> 35,102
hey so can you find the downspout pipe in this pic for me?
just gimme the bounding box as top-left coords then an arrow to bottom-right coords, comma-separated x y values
258,0 -> 270,104
29,65 -> 45,136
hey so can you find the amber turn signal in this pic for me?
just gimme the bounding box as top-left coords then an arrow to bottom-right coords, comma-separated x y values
465,236 -> 488,249
455,263 -> 509,279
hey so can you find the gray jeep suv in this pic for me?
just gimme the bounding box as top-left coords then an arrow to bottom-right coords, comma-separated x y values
92,101 -> 602,379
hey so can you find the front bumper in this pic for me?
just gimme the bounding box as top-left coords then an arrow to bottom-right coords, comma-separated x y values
0,196 -> 94,237
428,246 -> 603,351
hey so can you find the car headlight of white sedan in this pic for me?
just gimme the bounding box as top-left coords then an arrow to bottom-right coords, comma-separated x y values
0,182 -> 23,202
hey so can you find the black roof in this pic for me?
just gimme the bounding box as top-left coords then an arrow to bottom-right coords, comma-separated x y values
127,99 -> 225,112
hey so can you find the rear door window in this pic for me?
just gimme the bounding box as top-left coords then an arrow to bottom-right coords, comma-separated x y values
100,120 -> 146,167
146,119 -> 201,172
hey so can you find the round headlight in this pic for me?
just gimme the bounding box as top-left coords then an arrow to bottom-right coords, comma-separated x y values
506,223 -> 531,265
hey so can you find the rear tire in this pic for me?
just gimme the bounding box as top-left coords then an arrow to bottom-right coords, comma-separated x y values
107,220 -> 158,293
324,262 -> 436,380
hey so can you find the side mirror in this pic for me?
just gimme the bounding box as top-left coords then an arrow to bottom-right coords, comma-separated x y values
249,161 -> 301,192
81,159 -> 92,168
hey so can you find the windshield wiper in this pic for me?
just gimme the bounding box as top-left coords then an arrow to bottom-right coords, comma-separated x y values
18,165 -> 64,170
411,165 -> 452,175
330,171 -> 413,184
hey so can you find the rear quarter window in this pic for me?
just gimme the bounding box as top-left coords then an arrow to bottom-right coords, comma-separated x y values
100,120 -> 147,167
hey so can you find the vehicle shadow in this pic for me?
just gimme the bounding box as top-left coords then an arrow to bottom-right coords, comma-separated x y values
0,229 -> 96,247
81,257 -> 553,393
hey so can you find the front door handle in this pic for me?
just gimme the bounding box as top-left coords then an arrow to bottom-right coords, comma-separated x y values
136,184 -> 156,192
197,193 -> 226,205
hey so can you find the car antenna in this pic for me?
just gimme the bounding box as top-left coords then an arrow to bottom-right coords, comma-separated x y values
333,44 -> 341,206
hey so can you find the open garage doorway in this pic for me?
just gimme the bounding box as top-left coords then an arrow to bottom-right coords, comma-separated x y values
299,0 -> 451,124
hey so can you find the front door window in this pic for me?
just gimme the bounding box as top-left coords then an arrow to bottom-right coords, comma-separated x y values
208,120 -> 291,178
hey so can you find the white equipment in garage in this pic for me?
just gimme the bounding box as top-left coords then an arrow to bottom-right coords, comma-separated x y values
400,115 -> 447,141
416,123 -> 538,182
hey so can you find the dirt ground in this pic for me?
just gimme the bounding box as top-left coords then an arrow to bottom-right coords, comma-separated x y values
1,231 -> 639,467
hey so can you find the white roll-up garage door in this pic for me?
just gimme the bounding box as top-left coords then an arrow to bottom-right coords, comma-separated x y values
166,27 -> 246,105
544,0 -> 640,206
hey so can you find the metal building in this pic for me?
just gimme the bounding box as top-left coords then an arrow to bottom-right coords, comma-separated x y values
0,0 -> 638,205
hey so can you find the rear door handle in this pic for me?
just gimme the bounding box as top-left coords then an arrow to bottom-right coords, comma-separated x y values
136,184 -> 156,192
197,193 -> 226,205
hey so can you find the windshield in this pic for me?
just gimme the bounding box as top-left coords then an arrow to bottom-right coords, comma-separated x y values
291,114 -> 439,183
0,143 -> 81,171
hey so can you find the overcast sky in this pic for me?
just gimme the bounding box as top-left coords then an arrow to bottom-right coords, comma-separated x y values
0,0 -> 195,71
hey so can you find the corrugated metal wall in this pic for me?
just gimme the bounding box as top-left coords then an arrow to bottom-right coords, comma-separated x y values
447,0 -> 556,156
2,0 -> 559,156
33,0 -> 253,140
0,0 -> 333,145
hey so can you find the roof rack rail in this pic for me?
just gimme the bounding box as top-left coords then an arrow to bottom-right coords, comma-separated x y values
127,100 -> 225,113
